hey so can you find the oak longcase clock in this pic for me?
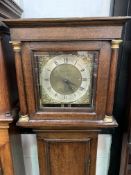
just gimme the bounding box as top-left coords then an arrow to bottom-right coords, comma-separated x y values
4,17 -> 130,175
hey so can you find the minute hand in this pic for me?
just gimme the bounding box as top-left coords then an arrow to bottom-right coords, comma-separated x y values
65,80 -> 76,87
64,80 -> 77,93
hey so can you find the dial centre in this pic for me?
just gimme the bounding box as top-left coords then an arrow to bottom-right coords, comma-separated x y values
50,64 -> 82,95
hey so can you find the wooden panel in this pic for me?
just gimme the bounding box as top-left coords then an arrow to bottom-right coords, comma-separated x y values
37,131 -> 98,175
95,41 -> 111,118
10,26 -> 122,41
21,43 -> 36,114
0,129 -> 14,175
49,141 -> 90,175
0,122 -> 26,175
0,161 -> 3,175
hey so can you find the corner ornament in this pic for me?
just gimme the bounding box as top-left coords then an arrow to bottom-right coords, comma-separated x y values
18,114 -> 29,122
104,115 -> 113,123
111,39 -> 123,49
9,41 -> 21,52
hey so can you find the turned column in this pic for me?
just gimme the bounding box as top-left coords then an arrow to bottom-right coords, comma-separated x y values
10,41 -> 29,122
105,39 -> 123,122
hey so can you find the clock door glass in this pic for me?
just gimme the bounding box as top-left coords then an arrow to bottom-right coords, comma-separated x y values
34,51 -> 98,108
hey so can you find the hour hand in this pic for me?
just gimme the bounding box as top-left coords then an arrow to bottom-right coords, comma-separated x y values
64,79 -> 76,91
65,80 -> 76,87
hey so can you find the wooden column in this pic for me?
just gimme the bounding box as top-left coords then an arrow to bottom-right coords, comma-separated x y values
0,38 -> 10,113
10,41 -> 29,122
105,39 -> 122,122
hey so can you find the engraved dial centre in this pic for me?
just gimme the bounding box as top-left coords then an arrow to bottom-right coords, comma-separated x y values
50,64 -> 82,95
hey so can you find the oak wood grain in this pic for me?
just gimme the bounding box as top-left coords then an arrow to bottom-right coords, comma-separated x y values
36,131 -> 98,175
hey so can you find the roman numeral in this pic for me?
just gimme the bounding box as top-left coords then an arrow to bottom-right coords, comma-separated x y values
79,87 -> 85,91
74,61 -> 77,66
81,68 -> 85,72
54,61 -> 59,65
47,87 -> 51,91
64,57 -> 68,63
64,95 -> 67,99
44,78 -> 49,81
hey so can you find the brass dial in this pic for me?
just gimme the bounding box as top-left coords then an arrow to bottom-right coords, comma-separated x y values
40,52 -> 93,104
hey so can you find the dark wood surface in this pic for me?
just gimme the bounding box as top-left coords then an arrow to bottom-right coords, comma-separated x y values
0,123 -> 14,175
119,46 -> 131,175
37,131 -> 98,175
0,26 -> 18,118
106,49 -> 119,116
3,16 -> 131,26
8,26 -> 122,41
0,36 -> 10,113
16,119 -> 118,129
3,17 -> 130,41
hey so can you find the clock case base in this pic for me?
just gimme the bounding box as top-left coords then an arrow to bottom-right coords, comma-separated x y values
17,117 -> 118,130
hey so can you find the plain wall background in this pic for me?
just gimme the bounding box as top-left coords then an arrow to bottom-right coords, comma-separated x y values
21,0 -> 113,18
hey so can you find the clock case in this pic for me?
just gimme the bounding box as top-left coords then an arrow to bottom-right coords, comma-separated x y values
3,17 -> 130,129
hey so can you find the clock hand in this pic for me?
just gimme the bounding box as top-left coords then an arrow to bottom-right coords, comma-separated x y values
65,80 -> 77,87
64,79 -> 76,92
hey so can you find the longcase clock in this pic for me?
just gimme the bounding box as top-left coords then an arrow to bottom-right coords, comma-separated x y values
4,17 -> 130,175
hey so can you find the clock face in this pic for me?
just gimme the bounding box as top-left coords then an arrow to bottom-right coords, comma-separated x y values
35,51 -> 94,106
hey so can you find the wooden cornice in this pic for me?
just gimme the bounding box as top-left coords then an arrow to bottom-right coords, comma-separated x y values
0,0 -> 23,19
3,16 -> 131,27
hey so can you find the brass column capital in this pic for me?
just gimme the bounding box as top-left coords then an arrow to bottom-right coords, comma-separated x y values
19,114 -> 29,122
9,41 -> 21,52
104,115 -> 113,123
111,39 -> 123,49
